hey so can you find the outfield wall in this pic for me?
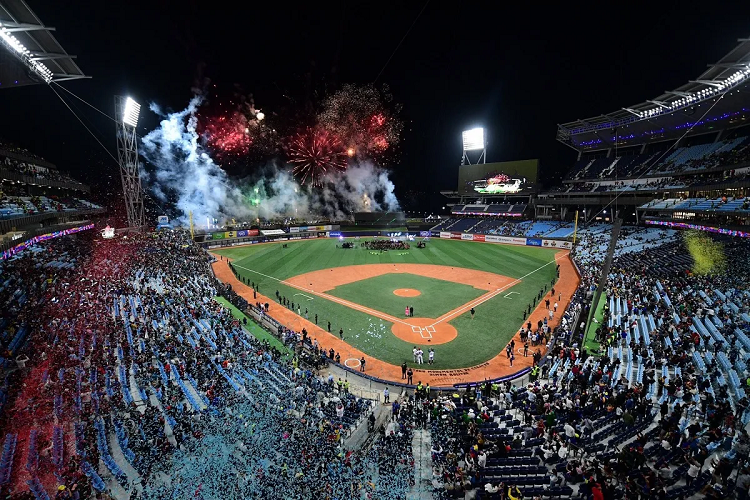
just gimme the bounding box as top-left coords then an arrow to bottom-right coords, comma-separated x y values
436,231 -> 572,249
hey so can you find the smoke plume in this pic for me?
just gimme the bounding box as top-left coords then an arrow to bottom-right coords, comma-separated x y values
140,96 -> 399,224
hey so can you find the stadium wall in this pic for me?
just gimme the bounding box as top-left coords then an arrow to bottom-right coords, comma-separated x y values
436,231 -> 573,249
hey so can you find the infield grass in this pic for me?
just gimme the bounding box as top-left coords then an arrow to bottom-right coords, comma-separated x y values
327,273 -> 486,319
214,238 -> 560,369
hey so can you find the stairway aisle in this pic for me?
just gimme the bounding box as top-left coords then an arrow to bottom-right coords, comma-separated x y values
409,428 -> 434,499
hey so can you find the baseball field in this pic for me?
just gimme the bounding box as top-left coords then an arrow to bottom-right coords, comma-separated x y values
211,237 -> 576,385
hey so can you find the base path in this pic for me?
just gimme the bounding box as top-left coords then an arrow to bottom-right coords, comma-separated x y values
283,263 -> 512,292
211,250 -> 580,387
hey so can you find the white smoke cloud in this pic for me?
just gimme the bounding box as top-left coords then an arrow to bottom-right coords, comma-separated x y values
140,96 -> 399,224
141,95 -> 253,224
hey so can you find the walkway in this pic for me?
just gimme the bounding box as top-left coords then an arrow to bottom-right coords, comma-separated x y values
409,428 -> 433,499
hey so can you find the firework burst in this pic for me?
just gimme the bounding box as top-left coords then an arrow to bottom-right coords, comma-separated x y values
318,83 -> 403,162
286,127 -> 348,186
202,111 -> 253,156
197,86 -> 272,160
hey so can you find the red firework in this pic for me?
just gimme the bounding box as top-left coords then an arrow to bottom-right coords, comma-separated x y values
286,127 -> 348,186
202,112 -> 252,156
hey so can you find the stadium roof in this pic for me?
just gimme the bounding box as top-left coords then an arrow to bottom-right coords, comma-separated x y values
557,37 -> 750,152
0,0 -> 87,88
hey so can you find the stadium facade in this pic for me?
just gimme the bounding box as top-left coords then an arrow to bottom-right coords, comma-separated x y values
0,142 -> 104,258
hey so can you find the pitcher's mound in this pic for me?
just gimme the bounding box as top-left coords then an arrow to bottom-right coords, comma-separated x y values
392,318 -> 457,345
393,288 -> 421,297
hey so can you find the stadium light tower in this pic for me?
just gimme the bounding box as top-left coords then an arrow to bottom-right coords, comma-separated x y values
115,96 -> 146,229
461,127 -> 486,165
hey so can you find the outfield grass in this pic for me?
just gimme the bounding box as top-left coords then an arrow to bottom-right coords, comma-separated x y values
214,297 -> 292,355
214,238 -> 559,369
327,273 -> 486,319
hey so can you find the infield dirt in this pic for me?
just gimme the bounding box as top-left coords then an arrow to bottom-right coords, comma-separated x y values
211,249 -> 579,386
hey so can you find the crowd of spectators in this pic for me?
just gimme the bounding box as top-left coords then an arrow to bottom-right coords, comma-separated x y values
0,230 -> 412,499
1,221 -> 749,499
415,224 -> 750,499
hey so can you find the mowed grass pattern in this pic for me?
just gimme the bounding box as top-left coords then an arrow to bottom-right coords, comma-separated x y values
327,273 -> 486,319
214,238 -> 559,369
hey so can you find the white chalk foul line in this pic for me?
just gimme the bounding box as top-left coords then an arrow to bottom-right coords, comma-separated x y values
230,265 -> 284,283
429,252 -> 569,327
231,263 -> 413,327
233,252 -> 568,331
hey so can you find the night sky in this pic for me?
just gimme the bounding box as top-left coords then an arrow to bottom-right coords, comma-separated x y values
2,0 -> 750,213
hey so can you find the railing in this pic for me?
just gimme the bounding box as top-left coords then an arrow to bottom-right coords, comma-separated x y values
0,168 -> 89,192
0,218 -> 100,254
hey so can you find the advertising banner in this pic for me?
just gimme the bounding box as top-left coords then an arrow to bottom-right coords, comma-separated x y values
236,229 -> 248,237
290,227 -> 300,233
329,231 -> 341,237
227,231 -> 235,238
484,235 -> 528,245
419,231 -> 430,237
157,215 -> 169,224
247,229 -> 259,236
542,239 -> 573,249
460,233 -> 473,241
212,232 -> 226,240
440,232 -> 451,239
260,229 -> 285,236
298,226 -> 308,232
525,238 -> 542,247
2,224 -> 95,261
451,232 -> 462,239
472,234 -> 485,242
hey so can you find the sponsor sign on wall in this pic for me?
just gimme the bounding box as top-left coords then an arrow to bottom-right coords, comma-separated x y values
440,232 -> 451,239
329,231 -> 342,237
460,233 -> 473,240
419,231 -> 430,237
247,229 -> 259,236
484,235 -> 527,245
212,232 -> 226,240
236,229 -> 248,237
472,234 -> 485,242
289,227 -> 300,233
542,239 -> 572,249
525,238 -> 542,246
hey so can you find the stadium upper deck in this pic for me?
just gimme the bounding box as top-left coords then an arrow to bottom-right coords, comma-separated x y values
535,37 -> 750,227
557,37 -> 750,153
0,141 -> 103,252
